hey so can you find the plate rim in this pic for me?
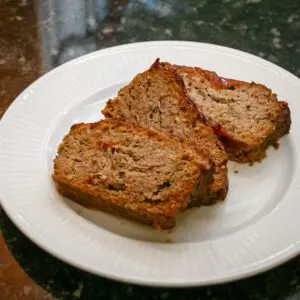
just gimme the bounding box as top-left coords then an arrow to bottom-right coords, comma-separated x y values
1,40 -> 300,287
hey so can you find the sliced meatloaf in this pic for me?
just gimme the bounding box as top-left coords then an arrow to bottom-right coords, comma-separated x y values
102,59 -> 228,204
53,120 -> 214,230
170,63 -> 291,163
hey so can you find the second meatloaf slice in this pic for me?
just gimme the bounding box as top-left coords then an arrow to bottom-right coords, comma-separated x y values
53,120 -> 214,229
103,59 -> 228,204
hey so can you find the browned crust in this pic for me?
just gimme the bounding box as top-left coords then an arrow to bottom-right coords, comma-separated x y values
174,63 -> 273,92
103,60 -> 229,203
53,120 -> 215,229
171,64 -> 292,163
55,180 -> 177,229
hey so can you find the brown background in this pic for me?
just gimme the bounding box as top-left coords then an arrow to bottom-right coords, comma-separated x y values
0,0 -> 52,298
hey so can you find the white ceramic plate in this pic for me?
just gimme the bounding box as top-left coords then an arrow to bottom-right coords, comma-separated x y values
0,41 -> 299,287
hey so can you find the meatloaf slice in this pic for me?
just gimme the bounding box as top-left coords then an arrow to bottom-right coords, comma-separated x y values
102,59 -> 228,204
171,63 -> 291,163
53,120 -> 214,230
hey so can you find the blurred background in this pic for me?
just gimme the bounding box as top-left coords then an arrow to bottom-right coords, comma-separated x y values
1,0 -> 299,118
39,0 -> 300,71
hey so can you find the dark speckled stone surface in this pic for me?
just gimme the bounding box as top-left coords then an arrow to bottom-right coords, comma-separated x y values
116,0 -> 300,76
3,208 -> 300,300
0,0 -> 300,299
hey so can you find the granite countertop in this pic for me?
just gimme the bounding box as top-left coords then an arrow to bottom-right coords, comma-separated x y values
0,0 -> 300,299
